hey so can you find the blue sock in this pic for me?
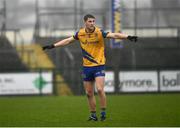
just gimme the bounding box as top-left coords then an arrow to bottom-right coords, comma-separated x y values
101,108 -> 106,117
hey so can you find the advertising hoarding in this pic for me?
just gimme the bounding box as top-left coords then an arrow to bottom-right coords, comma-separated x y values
119,71 -> 158,92
0,72 -> 53,95
160,71 -> 180,91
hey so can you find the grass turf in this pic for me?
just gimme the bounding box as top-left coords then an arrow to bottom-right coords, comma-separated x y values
0,94 -> 180,127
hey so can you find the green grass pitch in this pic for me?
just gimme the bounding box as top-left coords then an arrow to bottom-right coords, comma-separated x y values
0,94 -> 180,127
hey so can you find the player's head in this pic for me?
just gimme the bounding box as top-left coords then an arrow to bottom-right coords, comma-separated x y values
84,14 -> 95,22
84,14 -> 95,32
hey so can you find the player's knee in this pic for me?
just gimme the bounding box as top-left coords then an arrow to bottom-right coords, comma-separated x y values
97,88 -> 104,94
86,90 -> 94,98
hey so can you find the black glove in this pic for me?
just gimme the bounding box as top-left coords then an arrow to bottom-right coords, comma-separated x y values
127,35 -> 138,42
42,44 -> 55,50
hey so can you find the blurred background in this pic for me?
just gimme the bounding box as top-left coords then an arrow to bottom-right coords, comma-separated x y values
0,0 -> 180,96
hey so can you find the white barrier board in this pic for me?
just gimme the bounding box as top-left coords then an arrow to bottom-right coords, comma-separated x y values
160,71 -> 180,91
0,72 -> 53,95
119,71 -> 158,92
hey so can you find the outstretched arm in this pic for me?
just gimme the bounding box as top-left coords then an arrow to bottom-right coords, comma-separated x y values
106,32 -> 128,39
42,36 -> 75,50
106,32 -> 138,42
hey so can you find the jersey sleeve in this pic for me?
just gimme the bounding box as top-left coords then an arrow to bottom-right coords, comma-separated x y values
73,31 -> 79,40
100,30 -> 109,38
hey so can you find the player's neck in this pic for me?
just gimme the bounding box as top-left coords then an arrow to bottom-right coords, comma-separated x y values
85,27 -> 95,33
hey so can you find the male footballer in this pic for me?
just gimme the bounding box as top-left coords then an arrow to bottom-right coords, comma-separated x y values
42,14 -> 138,121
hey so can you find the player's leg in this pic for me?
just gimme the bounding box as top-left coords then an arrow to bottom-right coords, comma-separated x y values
95,76 -> 107,121
82,66 -> 98,121
84,81 -> 98,121
95,76 -> 106,109
84,81 -> 96,112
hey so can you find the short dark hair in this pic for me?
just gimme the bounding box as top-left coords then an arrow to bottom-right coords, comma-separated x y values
83,14 -> 95,21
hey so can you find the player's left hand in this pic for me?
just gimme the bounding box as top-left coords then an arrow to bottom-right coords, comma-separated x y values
127,35 -> 138,42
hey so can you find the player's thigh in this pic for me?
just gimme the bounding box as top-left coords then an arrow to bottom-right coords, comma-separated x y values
83,81 -> 94,93
95,76 -> 105,90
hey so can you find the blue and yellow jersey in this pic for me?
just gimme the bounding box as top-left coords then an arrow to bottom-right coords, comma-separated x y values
73,26 -> 108,67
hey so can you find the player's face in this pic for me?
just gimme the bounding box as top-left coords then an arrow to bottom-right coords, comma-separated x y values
85,18 -> 95,32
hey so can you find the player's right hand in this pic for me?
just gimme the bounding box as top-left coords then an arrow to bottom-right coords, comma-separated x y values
127,35 -> 138,42
42,44 -> 55,50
